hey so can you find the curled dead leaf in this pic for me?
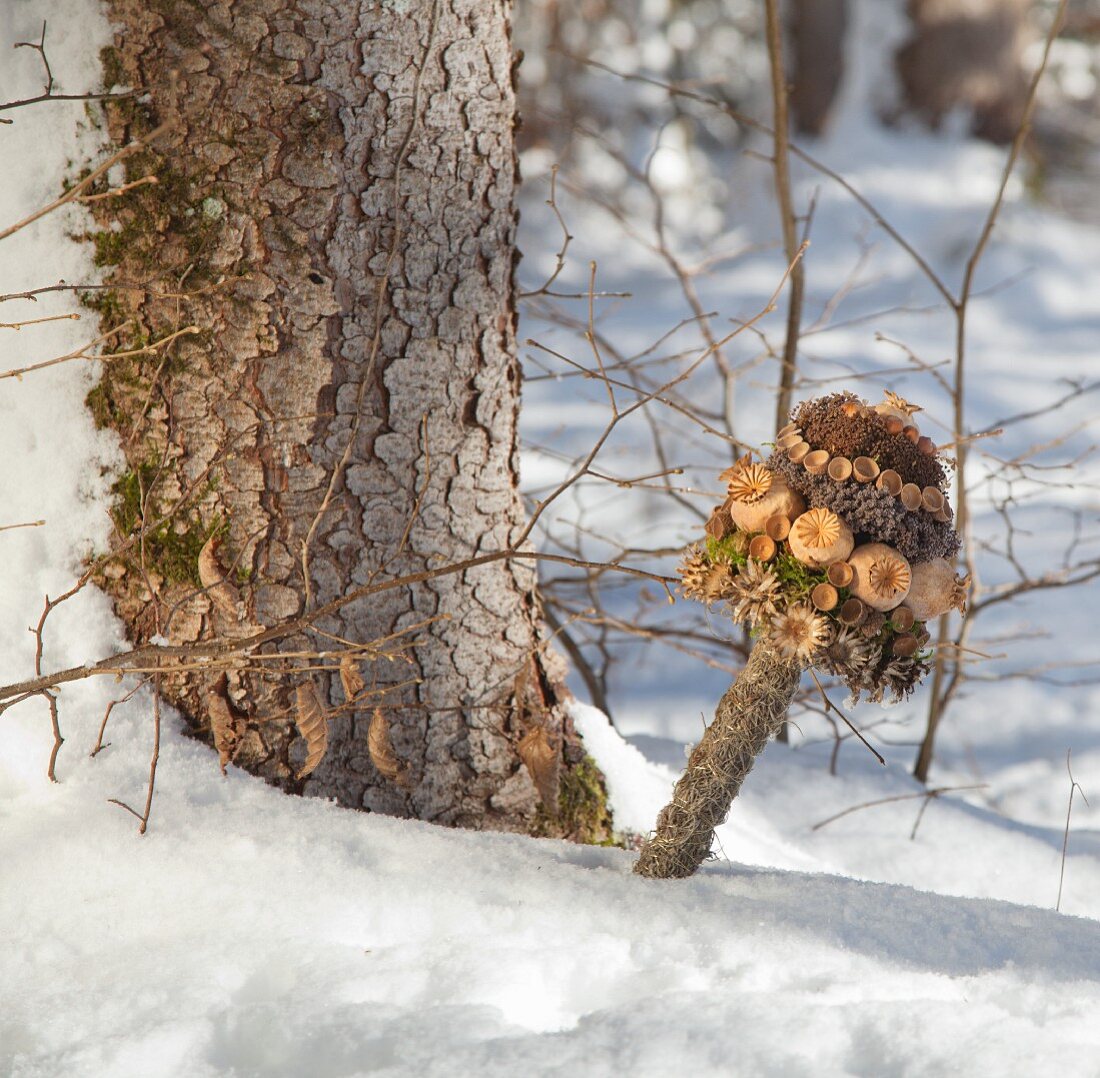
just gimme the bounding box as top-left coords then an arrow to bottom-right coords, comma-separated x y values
368,709 -> 407,786
294,680 -> 329,779
207,686 -> 242,776
339,656 -> 365,703
198,536 -> 240,621
518,726 -> 560,813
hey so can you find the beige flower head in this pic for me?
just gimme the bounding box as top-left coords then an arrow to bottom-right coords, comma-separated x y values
726,462 -> 773,504
769,603 -> 830,662
791,507 -> 841,549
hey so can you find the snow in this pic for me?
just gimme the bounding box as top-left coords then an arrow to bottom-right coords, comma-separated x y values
4,1 -> 1100,1075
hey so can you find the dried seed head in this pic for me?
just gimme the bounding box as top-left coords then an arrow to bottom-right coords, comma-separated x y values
769,603 -> 831,662
726,462 -> 773,503
848,542 -> 912,611
905,559 -> 971,621
727,558 -> 782,628
788,507 -> 855,567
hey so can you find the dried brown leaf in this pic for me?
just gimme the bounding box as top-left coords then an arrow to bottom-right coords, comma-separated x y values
198,536 -> 240,621
294,680 -> 329,779
206,687 -> 241,776
368,708 -> 407,786
518,726 -> 560,812
339,656 -> 365,702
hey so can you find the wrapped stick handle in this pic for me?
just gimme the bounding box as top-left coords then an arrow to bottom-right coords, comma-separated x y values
634,643 -> 802,879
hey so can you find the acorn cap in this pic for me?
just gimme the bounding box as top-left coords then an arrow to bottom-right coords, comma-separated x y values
788,507 -> 855,568
853,456 -> 880,483
811,582 -> 839,611
921,486 -> 945,514
876,469 -> 903,496
827,456 -> 853,481
777,422 -> 801,439
847,542 -> 912,612
826,561 -> 854,588
891,605 -> 915,631
892,634 -> 919,658
900,483 -> 923,512
838,597 -> 867,626
764,514 -> 791,541
748,534 -> 777,561
884,415 -> 905,436
788,441 -> 811,463
778,430 -> 805,449
804,449 -> 831,475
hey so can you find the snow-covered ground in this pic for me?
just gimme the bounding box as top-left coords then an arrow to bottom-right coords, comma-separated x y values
4,2 -> 1100,1076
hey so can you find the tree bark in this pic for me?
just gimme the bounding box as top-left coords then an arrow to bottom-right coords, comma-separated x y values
91,0 -> 610,839
789,0 -> 848,136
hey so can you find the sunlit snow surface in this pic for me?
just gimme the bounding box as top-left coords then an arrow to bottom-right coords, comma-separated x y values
3,1 -> 1100,1075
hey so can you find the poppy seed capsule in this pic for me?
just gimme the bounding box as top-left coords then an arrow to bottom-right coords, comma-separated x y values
748,534 -> 777,561
827,456 -> 853,481
723,462 -> 806,533
848,542 -> 912,612
788,507 -> 855,567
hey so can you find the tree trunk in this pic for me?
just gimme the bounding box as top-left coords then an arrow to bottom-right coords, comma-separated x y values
91,0 -> 610,840
789,0 -> 848,136
896,0 -> 1031,144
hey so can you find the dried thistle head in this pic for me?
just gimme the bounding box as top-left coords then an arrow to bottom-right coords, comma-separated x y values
727,558 -> 781,629
678,547 -> 735,603
882,390 -> 921,417
769,603 -> 830,662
